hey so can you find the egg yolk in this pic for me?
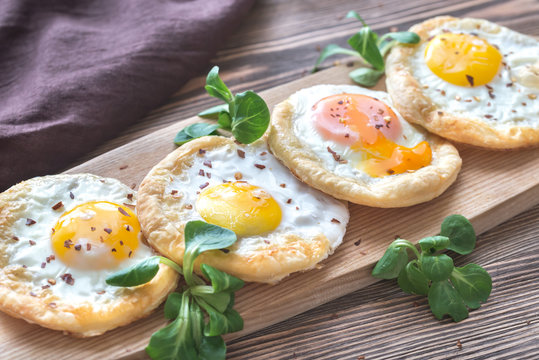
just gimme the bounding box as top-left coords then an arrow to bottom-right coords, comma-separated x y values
196,182 -> 282,237
51,201 -> 141,270
424,33 -> 502,87
312,93 -> 432,177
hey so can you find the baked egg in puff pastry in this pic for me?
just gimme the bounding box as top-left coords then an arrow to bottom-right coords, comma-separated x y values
268,84 -> 461,207
136,136 -> 349,284
0,174 -> 178,337
385,17 -> 539,149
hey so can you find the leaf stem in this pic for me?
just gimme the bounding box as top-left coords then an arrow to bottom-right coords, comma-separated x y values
159,256 -> 184,275
393,239 -> 421,259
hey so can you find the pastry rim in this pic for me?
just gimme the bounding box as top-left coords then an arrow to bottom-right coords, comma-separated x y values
385,16 -> 539,149
0,174 -> 178,337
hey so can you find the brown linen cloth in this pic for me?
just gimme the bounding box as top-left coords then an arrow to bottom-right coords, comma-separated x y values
0,0 -> 254,191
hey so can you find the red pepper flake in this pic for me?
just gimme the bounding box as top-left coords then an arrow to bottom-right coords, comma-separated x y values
60,273 -> 75,285
126,193 -> 134,201
200,182 -> 209,189
437,111 -> 444,116
29,292 -> 37,297
46,256 -> 51,263
465,74 -> 474,86
118,207 -> 131,217
128,251 -> 132,258
344,133 -> 350,138
354,239 -> 361,246
49,254 -> 56,261
387,169 -> 395,175
484,115 -> 493,119
119,165 -> 128,170
206,172 -> 212,179
104,228 -> 112,234
97,290 -> 106,295
488,91 -> 495,99
26,218 -> 36,226
51,201 -> 64,210
237,149 -> 246,158
331,218 -> 341,224
120,241 -> 124,246
234,172 -> 243,180
69,192 -> 75,199
86,243 -> 92,251
41,262 -> 46,269
171,190 -> 178,196
48,302 -> 57,308
440,90 -> 446,96
198,149 -> 206,156
263,240 -> 270,244
327,147 -> 343,162
51,228 -> 55,234
125,225 -> 131,232
29,240 -> 36,246
64,239 -> 73,248
74,244 -> 81,251
184,204 -> 193,210
111,248 -> 117,252
203,160 -> 212,168
280,183 -> 286,188
286,199 -> 292,204
100,236 -> 104,243
338,100 -> 344,105
506,82 -> 513,87
90,227 -> 96,231
199,169 -> 205,176
12,236 -> 19,241
130,183 -> 136,190
22,265 -> 27,268
42,284 -> 50,290
296,206 -> 299,210
522,102 -> 527,106
260,151 -> 267,156
254,164 -> 266,170
123,203 -> 136,210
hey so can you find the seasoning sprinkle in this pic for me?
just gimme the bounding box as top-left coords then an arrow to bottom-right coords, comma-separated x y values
51,201 -> 64,210
354,239 -> 361,246
74,244 -> 82,251
111,248 -> 117,252
124,203 -> 136,210
331,218 -> 341,224
260,151 -> 267,156
203,160 -> 212,168
104,228 -> 112,234
41,262 -> 46,269
29,240 -> 36,246
64,239 -> 73,248
528,94 -> 537,100
69,192 -> 75,199
119,165 -> 128,170
254,164 -> 266,170
87,243 -> 92,251
465,74 -> 474,87
49,302 -> 57,308
234,172 -> 243,180
184,204 -> 193,210
198,149 -> 206,156
128,251 -> 132,258
280,183 -> 286,188
118,207 -> 131,217
127,193 -> 134,201
200,182 -> 209,189
171,190 -> 178,196
26,218 -> 36,226
97,290 -> 106,295
90,227 -> 96,231
237,149 -> 246,158
286,199 -> 292,204
12,236 -> 19,241
199,169 -> 205,176
60,273 -> 75,285
206,172 -> 212,179
47,279 -> 56,285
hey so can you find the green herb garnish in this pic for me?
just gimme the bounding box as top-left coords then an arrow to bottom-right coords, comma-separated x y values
174,66 -> 270,146
106,220 -> 244,360
313,10 -> 420,87
372,215 -> 492,322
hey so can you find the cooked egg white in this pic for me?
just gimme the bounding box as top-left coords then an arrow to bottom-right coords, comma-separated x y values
409,19 -> 538,127
0,174 -> 177,336
290,84 -> 430,181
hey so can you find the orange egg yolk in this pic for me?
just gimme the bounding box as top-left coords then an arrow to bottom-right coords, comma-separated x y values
196,182 -> 282,237
424,33 -> 502,87
312,93 -> 432,177
51,201 -> 141,270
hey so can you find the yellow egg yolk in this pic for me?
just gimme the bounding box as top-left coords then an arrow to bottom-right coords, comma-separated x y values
312,93 -> 432,177
424,33 -> 502,87
196,182 -> 282,237
51,201 -> 141,270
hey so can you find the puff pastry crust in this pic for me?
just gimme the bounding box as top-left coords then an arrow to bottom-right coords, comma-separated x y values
137,136 -> 349,284
0,174 -> 178,337
385,16 -> 539,149
268,96 -> 462,208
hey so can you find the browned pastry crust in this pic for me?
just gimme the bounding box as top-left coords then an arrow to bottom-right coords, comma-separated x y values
0,174 -> 178,337
385,16 -> 539,149
268,98 -> 462,208
137,136 -> 342,284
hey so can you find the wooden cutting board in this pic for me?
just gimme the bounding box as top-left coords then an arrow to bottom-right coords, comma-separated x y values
1,64 -> 538,359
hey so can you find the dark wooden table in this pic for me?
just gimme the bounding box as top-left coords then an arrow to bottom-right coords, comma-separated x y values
71,1 -> 538,359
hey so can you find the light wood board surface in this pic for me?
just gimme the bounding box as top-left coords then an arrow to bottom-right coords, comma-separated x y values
1,63 -> 538,359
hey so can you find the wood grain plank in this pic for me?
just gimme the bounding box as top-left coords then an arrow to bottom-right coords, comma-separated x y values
226,205 -> 539,360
